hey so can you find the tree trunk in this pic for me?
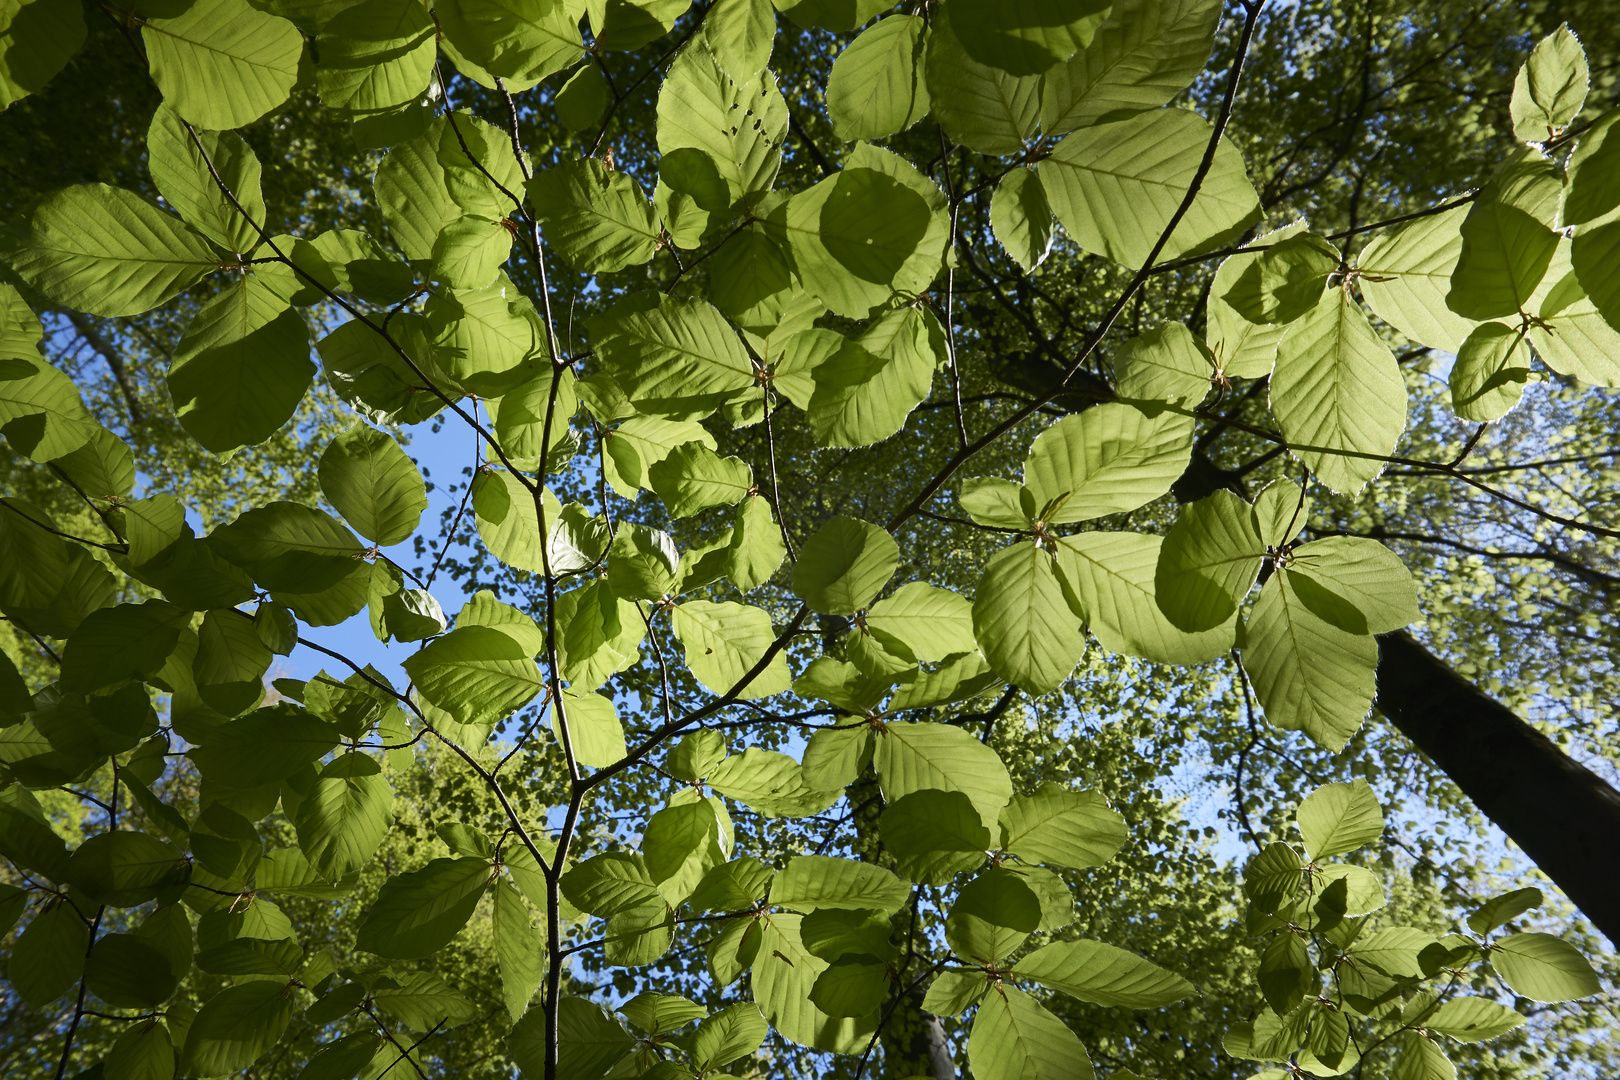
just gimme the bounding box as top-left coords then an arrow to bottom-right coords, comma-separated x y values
1376,630 -> 1620,946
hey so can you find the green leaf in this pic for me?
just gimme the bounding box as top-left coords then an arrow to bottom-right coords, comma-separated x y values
105,1021 -> 177,1080
1256,932 -> 1313,1015
1489,933 -> 1601,1002
59,600 -> 188,694
924,7 -> 1044,156
708,747 -> 839,818
691,1002 -> 768,1071
0,354 -> 96,464
998,783 -> 1127,869
924,969 -> 991,1017
1349,926 -> 1437,979
0,0 -> 85,109
295,752 -> 393,881
1467,887 -> 1543,935
404,626 -> 545,730
771,854 -> 910,914
774,0 -> 890,31
973,541 -> 1085,696
1043,107 -> 1260,268
1530,261 -> 1620,387
1509,24 -> 1588,143
182,979 -> 296,1076
509,996 -> 634,1080
356,856 -> 491,958
143,0 -> 304,130
670,600 -> 792,699
658,39 -> 787,207
1040,0 -> 1222,136
1356,203 -> 1477,353
827,15 -> 931,141
212,500 -> 367,591
1114,322 -> 1213,408
1153,489 -> 1262,632
0,789 -> 73,882
810,953 -> 889,1017
314,0 -> 435,115
689,856 -> 771,912
529,156 -> 662,274
147,103 -> 265,254
170,275 -> 314,453
727,495 -> 788,591
619,992 -> 705,1036
374,120 -> 462,262
11,901 -> 88,1008
552,691 -> 626,769
1015,938 -> 1194,1008
1424,997 -> 1526,1043
1223,232 -> 1340,325
426,280 -> 548,397
947,867 -> 1042,963
318,424 -> 429,547
189,705 -> 341,788
880,788 -> 992,885
555,64 -> 608,130
51,425 -> 137,499
806,305 -> 941,448
801,908 -> 895,963
5,183 -> 219,318
875,719 -> 1013,830
791,516 -> 898,615
1449,321 -> 1531,421
865,581 -> 976,661
1243,842 -> 1304,916
491,880 -> 543,1022
1391,1031 -> 1456,1080
561,852 -> 661,917
595,293 -> 755,415
1296,779 -> 1382,860
991,167 -> 1056,273
1270,288 -> 1407,495
471,470 -> 552,573
1023,404 -> 1193,523
785,143 -> 949,318
1053,532 -> 1234,665
968,985 -> 1096,1080
1284,536 -> 1419,635
1563,109 -> 1620,227
195,936 -> 302,977
950,0 -> 1111,77
648,441 -> 754,517
194,607 -> 272,714
753,912 -> 879,1053
1242,574 -> 1377,752
372,965 -> 479,1036
1570,220 -> 1620,342
436,0 -> 583,87
705,0 -> 775,76
1445,151 -> 1561,320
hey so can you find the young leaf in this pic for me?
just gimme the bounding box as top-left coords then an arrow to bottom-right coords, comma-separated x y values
1449,321 -> 1532,421
295,752 -> 394,882
529,157 -> 662,274
881,788 -> 992,885
314,0 -> 436,115
403,626 -> 545,730
1357,204 -> 1478,353
1509,24 -> 1588,143
925,7 -> 1044,156
874,720 -> 1013,829
1445,150 -> 1561,321
690,1002 -> 769,1071
492,880 -> 543,1023
1154,489 -> 1263,632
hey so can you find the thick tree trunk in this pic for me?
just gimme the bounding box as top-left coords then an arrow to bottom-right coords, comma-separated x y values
1376,630 -> 1620,946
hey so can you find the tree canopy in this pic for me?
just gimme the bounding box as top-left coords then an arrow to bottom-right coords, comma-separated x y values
1,2 -> 1617,1080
